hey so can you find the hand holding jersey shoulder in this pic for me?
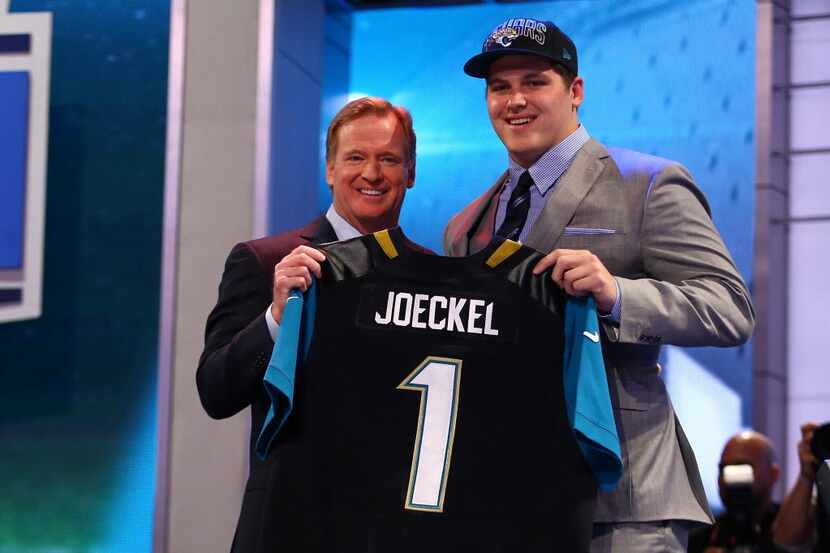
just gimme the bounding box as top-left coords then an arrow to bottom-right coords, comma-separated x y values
271,245 -> 326,323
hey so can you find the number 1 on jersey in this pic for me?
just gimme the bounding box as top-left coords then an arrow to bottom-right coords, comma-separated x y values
397,356 -> 463,513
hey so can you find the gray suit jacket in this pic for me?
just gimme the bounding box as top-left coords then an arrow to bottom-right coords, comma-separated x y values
444,139 -> 755,523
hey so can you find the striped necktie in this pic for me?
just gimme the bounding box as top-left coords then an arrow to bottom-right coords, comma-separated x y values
495,170 -> 534,241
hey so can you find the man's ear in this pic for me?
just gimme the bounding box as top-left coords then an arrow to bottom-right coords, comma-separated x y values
571,76 -> 585,109
325,161 -> 335,190
407,163 -> 415,189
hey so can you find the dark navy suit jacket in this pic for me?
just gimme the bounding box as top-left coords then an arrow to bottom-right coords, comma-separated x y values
197,217 -> 433,552
197,215 -> 337,553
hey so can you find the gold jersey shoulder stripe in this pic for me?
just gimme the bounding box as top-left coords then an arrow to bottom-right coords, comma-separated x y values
373,229 -> 399,259
485,239 -> 522,268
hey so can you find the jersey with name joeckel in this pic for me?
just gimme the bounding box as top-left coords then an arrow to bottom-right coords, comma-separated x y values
255,227 -> 621,553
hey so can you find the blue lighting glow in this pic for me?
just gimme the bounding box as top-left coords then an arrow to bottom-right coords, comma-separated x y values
100,387 -> 158,552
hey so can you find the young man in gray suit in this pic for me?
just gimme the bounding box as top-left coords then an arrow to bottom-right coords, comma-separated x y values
444,18 -> 755,553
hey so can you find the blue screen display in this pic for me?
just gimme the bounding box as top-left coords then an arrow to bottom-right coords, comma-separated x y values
0,70 -> 29,270
1,1 -> 170,550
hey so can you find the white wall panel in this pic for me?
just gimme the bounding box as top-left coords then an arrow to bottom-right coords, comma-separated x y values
789,153 -> 830,216
787,222 -> 830,399
787,220 -> 830,389
786,0 -> 830,493
163,2 -> 259,552
790,87 -> 830,150
791,19 -> 830,83
792,0 -> 830,16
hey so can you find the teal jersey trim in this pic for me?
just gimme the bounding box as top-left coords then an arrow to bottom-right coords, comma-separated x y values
255,279 -> 318,459
563,296 -> 623,491
254,280 -> 623,492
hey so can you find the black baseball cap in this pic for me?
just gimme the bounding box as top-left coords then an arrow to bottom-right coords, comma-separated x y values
464,18 -> 578,78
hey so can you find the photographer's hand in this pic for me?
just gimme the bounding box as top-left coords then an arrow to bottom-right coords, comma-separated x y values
772,422 -> 819,547
798,422 -> 819,481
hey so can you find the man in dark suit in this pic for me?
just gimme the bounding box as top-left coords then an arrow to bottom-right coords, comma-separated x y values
196,96 -> 417,553
443,18 -> 755,553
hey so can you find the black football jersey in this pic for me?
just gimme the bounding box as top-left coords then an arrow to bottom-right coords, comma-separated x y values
255,228 -> 620,553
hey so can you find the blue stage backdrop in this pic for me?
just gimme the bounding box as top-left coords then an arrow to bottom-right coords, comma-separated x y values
0,2 -> 169,551
341,0 -> 755,511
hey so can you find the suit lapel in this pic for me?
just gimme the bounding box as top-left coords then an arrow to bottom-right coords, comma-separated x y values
299,215 -> 337,245
447,173 -> 507,256
469,178 -> 504,255
524,139 -> 608,253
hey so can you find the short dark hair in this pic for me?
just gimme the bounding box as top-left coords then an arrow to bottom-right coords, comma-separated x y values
552,63 -> 577,89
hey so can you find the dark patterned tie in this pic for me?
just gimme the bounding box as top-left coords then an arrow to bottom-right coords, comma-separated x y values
495,170 -> 534,241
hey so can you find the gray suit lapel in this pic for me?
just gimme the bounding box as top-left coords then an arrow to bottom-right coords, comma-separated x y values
525,139 -> 608,253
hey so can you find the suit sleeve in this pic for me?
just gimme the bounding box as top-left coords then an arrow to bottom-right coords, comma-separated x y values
611,164 -> 755,347
196,242 -> 275,419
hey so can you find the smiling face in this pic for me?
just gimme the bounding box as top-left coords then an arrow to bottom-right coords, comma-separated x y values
326,112 -> 414,235
486,54 -> 583,168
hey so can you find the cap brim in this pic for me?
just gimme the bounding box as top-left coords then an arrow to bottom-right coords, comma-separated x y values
463,48 -> 560,78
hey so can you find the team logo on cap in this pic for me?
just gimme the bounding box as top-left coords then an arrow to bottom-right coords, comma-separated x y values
486,18 -> 547,50
490,26 -> 519,48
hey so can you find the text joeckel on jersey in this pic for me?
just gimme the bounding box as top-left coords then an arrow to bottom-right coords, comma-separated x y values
255,228 -> 621,553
